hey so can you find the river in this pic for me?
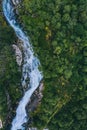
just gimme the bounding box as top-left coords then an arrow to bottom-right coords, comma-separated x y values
3,0 -> 43,129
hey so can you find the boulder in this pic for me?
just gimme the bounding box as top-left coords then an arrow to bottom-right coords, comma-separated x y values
26,82 -> 44,114
12,44 -> 22,66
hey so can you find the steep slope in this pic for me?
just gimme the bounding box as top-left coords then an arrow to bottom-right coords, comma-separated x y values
0,1 -> 22,129
18,0 -> 87,129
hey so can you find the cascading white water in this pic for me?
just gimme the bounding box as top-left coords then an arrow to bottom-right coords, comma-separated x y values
3,0 -> 43,129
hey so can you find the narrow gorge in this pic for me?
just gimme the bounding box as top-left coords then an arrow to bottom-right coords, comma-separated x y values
3,0 -> 43,129
1,0 -> 87,130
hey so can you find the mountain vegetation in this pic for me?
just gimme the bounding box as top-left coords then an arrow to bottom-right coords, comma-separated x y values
18,0 -> 87,129
0,0 -> 87,130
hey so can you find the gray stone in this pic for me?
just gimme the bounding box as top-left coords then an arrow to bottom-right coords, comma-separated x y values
12,0 -> 21,5
12,44 -> 22,66
0,119 -> 3,128
28,128 -> 37,130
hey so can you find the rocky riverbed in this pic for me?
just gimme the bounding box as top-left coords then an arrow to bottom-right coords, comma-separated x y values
11,0 -> 44,116
11,37 -> 44,129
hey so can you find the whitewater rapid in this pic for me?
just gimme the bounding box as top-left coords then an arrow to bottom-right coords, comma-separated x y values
3,0 -> 43,129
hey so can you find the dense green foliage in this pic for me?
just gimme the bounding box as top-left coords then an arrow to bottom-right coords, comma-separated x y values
18,0 -> 87,129
46,84 -> 87,130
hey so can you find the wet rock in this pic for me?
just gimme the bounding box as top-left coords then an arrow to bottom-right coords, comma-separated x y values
25,82 -> 44,129
12,0 -> 21,5
26,82 -> 44,113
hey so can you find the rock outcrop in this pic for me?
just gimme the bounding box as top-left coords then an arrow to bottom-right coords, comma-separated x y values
12,0 -> 21,5
0,119 -> 3,129
12,44 -> 22,66
28,82 -> 44,109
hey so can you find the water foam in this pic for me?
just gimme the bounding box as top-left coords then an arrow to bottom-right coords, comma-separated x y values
3,0 -> 43,129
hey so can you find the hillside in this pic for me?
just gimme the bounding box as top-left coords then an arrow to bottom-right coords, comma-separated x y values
18,0 -> 87,129
0,0 -> 87,130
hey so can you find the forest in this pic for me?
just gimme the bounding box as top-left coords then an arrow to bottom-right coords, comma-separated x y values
18,0 -> 87,129
0,0 -> 87,130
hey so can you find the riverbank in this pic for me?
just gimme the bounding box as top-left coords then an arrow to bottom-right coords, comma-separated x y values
1,0 -> 87,130
1,0 -> 44,129
0,1 -> 22,129
3,0 -> 43,129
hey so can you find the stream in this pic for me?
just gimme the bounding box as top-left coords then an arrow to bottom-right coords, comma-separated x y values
3,0 -> 43,129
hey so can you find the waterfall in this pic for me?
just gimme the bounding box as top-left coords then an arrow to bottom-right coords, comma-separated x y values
3,0 -> 43,129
